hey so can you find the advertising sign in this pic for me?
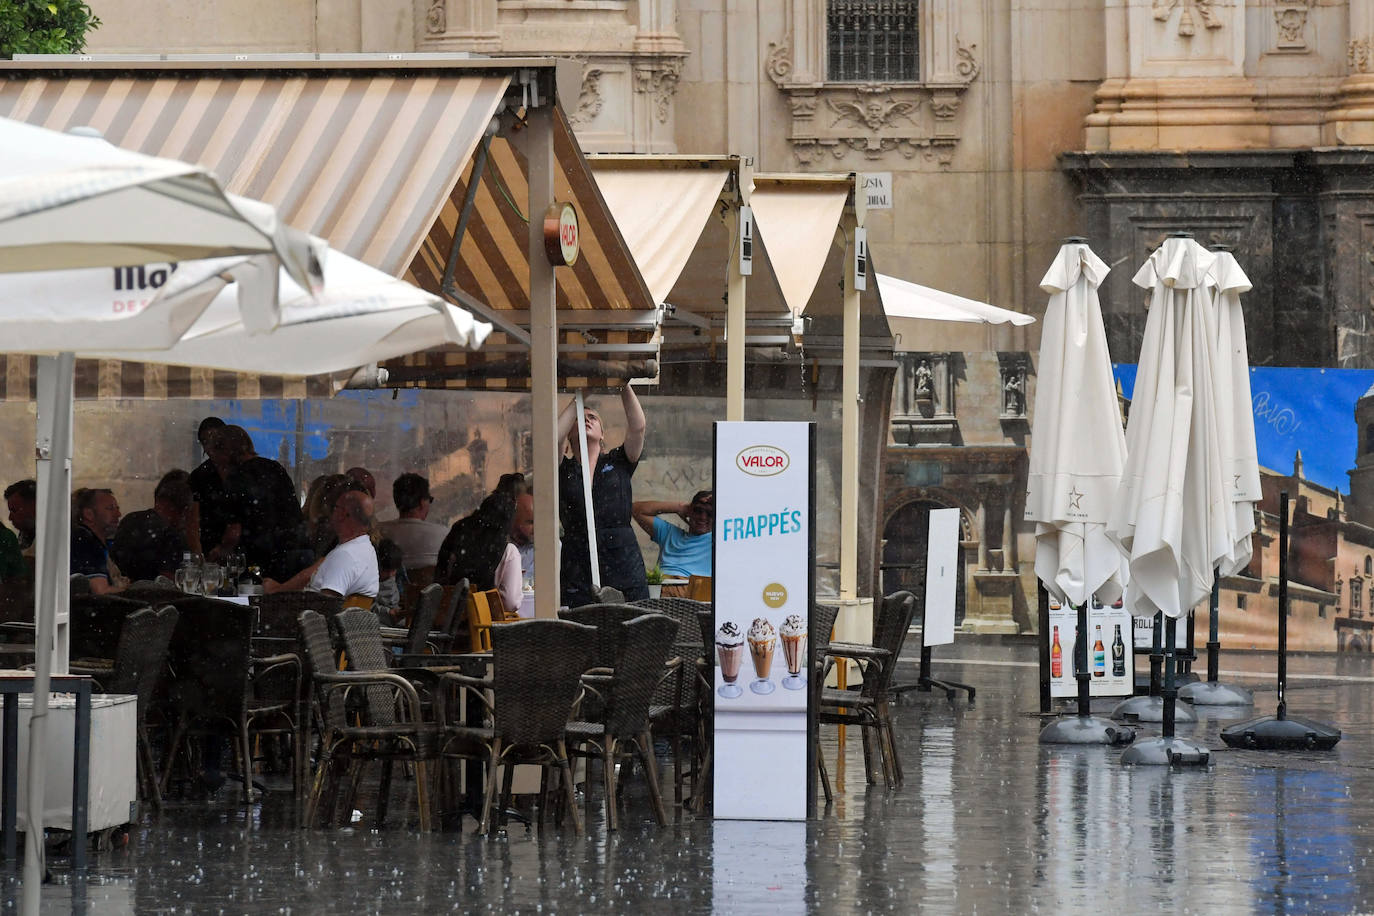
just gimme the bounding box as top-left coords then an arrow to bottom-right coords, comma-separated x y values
1047,594 -> 1134,698
713,421 -> 815,821
923,508 -> 959,647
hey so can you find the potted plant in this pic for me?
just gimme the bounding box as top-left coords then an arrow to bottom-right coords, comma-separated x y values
646,565 -> 663,599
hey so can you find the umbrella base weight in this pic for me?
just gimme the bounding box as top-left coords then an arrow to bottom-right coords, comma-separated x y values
1121,736 -> 1211,767
1220,715 -> 1341,751
1178,681 -> 1253,707
1039,715 -> 1136,746
1110,695 -> 1198,724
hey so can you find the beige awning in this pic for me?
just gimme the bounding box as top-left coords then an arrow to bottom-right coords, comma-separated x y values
0,59 -> 656,396
749,179 -> 850,318
591,166 -> 730,304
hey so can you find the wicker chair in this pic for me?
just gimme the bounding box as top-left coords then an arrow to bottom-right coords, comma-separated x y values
565,613 -> 678,831
559,604 -> 645,669
256,591 -> 344,638
819,591 -> 917,789
443,619 -> 597,836
300,609 -> 442,831
71,605 -> 178,807
379,582 -> 445,658
807,602 -> 842,803
632,597 -> 709,807
466,588 -> 505,652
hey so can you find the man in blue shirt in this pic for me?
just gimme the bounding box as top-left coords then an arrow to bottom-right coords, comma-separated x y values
71,487 -> 124,594
633,490 -> 713,595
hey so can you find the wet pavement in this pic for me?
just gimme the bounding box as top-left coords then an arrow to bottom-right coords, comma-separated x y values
6,640 -> 1374,914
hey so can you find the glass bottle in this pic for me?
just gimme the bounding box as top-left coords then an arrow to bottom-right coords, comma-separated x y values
1112,624 -> 1126,677
1050,625 -> 1062,679
1092,624 -> 1105,678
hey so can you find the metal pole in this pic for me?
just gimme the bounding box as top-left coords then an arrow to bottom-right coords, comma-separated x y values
574,391 -> 600,591
1207,573 -> 1221,683
1149,612 -> 1163,696
1037,582 -> 1051,714
725,164 -> 749,422
1278,490 -> 1289,721
839,208 -> 860,602
527,101 -> 560,619
1162,616 -> 1178,739
1075,601 -> 1091,717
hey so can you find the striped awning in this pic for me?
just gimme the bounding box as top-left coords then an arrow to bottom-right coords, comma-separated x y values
0,60 -> 655,396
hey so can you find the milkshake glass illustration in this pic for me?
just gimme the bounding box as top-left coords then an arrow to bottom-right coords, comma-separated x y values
716,621 -> 745,699
780,614 -> 807,690
747,617 -> 777,695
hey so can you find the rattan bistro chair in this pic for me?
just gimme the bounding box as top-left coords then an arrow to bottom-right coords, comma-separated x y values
299,610 -> 442,831
442,619 -> 597,836
806,602 -> 842,804
819,591 -> 917,789
632,597 -> 709,806
566,613 -> 678,831
71,605 -> 178,807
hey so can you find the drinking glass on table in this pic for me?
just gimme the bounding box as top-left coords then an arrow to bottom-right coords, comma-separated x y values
200,563 -> 224,597
173,564 -> 195,594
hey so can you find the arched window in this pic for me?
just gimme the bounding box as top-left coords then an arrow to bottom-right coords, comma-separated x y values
1365,555 -> 1372,577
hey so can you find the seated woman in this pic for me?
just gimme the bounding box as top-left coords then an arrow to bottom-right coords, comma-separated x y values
435,490 -> 521,618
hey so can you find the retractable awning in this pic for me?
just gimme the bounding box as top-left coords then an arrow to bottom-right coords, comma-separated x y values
0,58 -> 657,396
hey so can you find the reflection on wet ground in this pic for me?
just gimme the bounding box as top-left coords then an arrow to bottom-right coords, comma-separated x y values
7,641 -> 1374,914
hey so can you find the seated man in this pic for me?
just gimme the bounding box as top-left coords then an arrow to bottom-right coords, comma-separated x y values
379,473 -> 447,573
632,489 -> 713,597
5,479 -> 36,554
111,469 -> 194,583
265,490 -> 378,600
71,487 -> 125,595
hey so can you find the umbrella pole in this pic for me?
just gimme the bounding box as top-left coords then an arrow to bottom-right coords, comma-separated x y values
1075,601 -> 1092,718
1277,491 -> 1288,722
1161,617 -> 1178,739
1207,574 -> 1220,682
1149,612 -> 1163,696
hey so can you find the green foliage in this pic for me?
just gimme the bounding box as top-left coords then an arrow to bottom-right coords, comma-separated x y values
0,0 -> 102,57
646,566 -> 663,585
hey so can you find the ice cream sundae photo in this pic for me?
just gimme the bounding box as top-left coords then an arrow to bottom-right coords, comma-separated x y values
716,621 -> 745,699
747,616 -> 777,695
780,614 -> 807,690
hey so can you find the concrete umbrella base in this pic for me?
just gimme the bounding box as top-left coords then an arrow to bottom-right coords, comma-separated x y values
1178,680 -> 1253,707
1039,715 -> 1136,746
1111,695 -> 1198,724
1121,736 -> 1212,766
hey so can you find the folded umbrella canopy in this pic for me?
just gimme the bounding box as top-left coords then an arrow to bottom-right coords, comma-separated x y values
1209,251 -> 1261,576
1025,242 -> 1127,609
1108,237 -> 1233,620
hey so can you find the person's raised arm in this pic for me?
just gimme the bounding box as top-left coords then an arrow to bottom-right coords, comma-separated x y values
632,500 -> 690,535
263,557 -> 323,595
556,397 -> 579,453
621,385 -> 646,463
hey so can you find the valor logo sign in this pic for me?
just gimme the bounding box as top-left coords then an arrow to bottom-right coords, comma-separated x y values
736,445 -> 789,477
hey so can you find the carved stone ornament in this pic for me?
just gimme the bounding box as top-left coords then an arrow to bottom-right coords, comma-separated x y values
1151,0 -> 1223,38
633,57 -> 684,124
767,31 -> 979,169
425,0 -> 446,35
568,65 -> 605,127
1351,37 -> 1374,75
1273,1 -> 1311,51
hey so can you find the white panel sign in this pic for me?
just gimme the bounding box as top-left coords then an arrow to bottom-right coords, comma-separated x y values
853,227 -> 868,292
1047,594 -> 1135,698
713,420 -> 813,821
923,508 -> 959,647
862,172 -> 892,210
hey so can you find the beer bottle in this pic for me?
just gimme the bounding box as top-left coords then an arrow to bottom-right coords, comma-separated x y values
1050,626 -> 1063,678
1092,624 -> 1106,677
1112,624 -> 1126,677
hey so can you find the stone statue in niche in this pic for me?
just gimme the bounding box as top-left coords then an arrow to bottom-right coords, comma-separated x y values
1003,373 -> 1024,415
914,360 -> 933,400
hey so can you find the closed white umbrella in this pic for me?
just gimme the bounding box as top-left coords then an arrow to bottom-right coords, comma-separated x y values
0,117 -> 320,914
1111,234 -> 1223,766
1029,240 -> 1133,745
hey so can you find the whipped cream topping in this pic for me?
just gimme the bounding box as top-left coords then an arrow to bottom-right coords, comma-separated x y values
716,621 -> 744,647
780,614 -> 806,638
748,617 -> 776,643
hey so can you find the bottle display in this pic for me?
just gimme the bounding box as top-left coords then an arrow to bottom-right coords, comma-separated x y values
1050,626 -> 1062,678
1092,625 -> 1105,678
1112,624 -> 1126,677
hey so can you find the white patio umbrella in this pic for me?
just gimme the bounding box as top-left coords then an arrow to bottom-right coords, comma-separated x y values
1027,240 -> 1133,745
1110,234 -> 1227,766
878,272 -> 1035,352
0,117 -> 321,914
83,246 -> 491,375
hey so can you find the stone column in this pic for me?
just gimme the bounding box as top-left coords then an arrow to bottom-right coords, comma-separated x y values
1002,503 -> 1015,569
976,501 -> 988,571
1328,0 -> 1374,144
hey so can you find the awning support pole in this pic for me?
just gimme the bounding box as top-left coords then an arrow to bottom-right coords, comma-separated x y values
840,209 -> 861,601
527,103 -> 560,619
440,133 -> 492,297
726,164 -> 751,421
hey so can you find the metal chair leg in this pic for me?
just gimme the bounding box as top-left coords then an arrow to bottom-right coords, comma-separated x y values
558,742 -> 583,836
478,740 -> 503,836
636,731 -> 668,827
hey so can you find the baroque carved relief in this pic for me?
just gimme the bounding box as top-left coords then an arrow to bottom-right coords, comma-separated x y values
1352,38 -> 1374,75
568,65 -> 605,127
425,0 -> 446,35
1152,0 -> 1223,37
1273,1 -> 1311,51
767,32 -> 979,169
633,57 -> 684,124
